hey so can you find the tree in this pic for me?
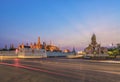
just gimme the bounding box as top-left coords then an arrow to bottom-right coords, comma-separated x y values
117,44 -> 120,55
113,49 -> 119,58
108,43 -> 120,58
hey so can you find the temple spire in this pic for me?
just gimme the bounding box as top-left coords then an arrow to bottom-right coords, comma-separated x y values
91,33 -> 97,45
72,47 -> 76,55
37,36 -> 41,49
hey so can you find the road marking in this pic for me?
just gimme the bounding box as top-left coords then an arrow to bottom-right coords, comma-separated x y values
91,70 -> 120,75
20,60 -> 120,75
0,62 -> 80,79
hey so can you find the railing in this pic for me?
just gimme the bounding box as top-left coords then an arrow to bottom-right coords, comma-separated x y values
0,51 -> 17,56
46,52 -> 73,56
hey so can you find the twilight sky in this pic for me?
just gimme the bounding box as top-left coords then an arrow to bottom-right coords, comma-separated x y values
0,0 -> 120,50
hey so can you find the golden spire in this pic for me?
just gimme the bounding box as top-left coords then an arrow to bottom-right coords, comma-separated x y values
37,36 -> 41,49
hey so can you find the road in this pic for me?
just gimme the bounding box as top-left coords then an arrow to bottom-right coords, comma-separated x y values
0,58 -> 120,82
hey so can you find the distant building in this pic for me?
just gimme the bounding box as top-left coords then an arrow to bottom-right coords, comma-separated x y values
63,49 -> 70,53
18,37 -> 61,52
84,34 -> 108,55
9,44 -> 16,51
46,44 -> 60,52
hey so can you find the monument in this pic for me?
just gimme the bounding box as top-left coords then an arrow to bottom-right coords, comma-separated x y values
84,34 -> 108,55
18,37 -> 60,52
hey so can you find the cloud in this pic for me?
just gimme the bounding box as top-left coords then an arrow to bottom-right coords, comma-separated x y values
52,14 -> 120,50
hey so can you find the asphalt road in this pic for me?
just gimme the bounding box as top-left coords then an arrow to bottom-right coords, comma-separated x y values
0,58 -> 120,82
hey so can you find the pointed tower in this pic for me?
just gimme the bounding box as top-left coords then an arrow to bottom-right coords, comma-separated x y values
30,42 -> 33,49
72,47 -> 76,55
37,37 -> 41,49
21,43 -> 24,49
91,33 -> 97,45
11,44 -> 14,49
43,42 -> 46,49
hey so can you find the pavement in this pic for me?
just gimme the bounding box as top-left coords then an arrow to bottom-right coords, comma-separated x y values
0,58 -> 120,82
97,60 -> 120,63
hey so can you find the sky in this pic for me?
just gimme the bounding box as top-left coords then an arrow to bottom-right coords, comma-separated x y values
0,0 -> 120,51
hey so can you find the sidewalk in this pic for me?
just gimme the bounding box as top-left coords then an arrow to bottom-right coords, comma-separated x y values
96,60 -> 120,64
